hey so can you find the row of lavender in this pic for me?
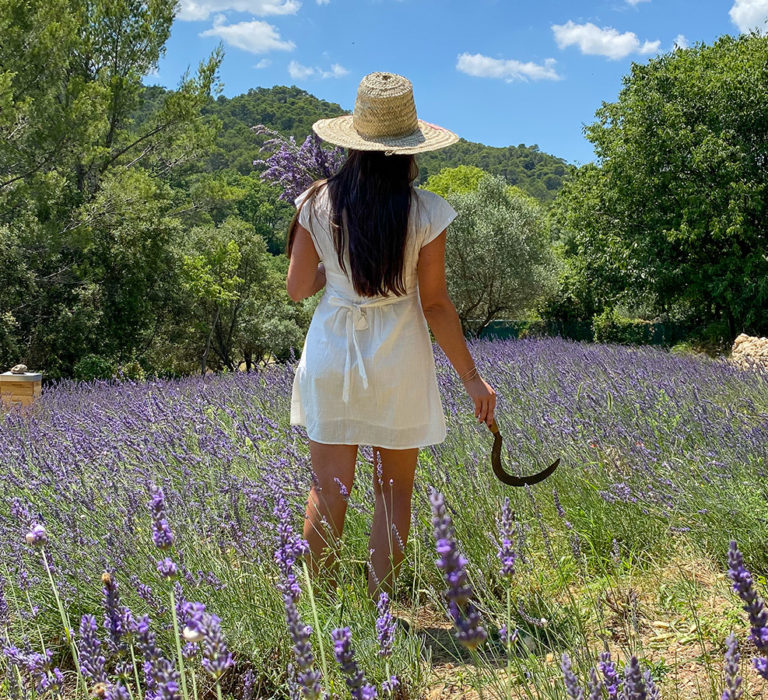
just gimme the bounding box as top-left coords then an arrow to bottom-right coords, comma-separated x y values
1,337 -> 766,696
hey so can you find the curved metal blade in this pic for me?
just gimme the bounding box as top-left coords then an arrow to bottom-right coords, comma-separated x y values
489,420 -> 560,487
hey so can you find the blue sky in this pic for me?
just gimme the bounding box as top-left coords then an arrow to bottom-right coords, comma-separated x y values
147,0 -> 768,165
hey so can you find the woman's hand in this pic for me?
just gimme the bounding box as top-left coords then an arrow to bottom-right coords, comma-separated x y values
464,375 -> 496,426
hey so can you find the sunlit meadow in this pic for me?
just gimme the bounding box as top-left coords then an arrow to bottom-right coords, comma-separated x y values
1,337 -> 767,698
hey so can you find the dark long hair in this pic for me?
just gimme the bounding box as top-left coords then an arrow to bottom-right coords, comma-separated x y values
288,150 -> 417,297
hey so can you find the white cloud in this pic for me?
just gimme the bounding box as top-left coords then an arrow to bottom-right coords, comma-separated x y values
626,0 -> 651,5
253,58 -> 272,68
673,34 -> 689,49
730,0 -> 768,32
552,20 -> 661,59
456,53 -> 562,82
178,0 -> 300,21
200,17 -> 295,53
288,60 -> 348,80
316,0 -> 330,4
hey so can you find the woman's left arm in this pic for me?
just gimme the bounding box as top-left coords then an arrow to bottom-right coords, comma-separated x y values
286,224 -> 325,302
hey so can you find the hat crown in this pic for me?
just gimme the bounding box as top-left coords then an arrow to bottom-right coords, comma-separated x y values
352,72 -> 419,140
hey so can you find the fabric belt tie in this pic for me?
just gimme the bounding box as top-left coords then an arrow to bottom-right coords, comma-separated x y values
328,293 -> 413,403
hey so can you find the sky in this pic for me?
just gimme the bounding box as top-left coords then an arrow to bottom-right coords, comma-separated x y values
146,0 -> 768,165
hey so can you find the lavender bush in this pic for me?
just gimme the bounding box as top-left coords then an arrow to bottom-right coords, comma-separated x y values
0,337 -> 766,697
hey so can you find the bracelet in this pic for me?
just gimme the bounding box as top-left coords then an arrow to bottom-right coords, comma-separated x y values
458,366 -> 478,383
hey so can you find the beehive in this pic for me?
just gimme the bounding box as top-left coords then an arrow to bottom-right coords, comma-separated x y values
0,371 -> 42,408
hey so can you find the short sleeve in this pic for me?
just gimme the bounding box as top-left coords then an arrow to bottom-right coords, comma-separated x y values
420,191 -> 457,248
294,188 -> 314,231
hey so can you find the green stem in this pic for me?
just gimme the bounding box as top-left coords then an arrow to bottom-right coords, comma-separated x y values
216,681 -> 224,700
41,549 -> 88,696
302,559 -> 330,696
191,667 -> 199,700
506,587 -> 512,700
169,586 -> 191,699
130,642 -> 144,700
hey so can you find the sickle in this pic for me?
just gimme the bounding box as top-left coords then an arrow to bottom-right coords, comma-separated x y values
488,419 -> 560,487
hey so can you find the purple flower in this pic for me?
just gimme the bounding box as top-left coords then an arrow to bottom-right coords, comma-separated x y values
149,486 -> 174,550
156,558 -> 178,579
727,541 -> 768,651
201,613 -> 234,680
182,601 -> 207,643
586,668 -> 602,700
430,489 -> 487,650
497,497 -> 516,578
561,653 -> 584,700
78,614 -> 107,684
599,651 -> 621,700
106,682 -> 131,700
376,593 -> 395,658
623,656 -> 646,700
332,627 -> 378,700
25,524 -> 48,547
102,572 -> 124,650
273,496 -> 322,699
254,127 -> 345,203
0,577 -> 8,626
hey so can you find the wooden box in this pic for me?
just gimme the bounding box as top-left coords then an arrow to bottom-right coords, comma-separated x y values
0,372 -> 42,408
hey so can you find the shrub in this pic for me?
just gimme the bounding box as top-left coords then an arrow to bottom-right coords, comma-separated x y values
73,354 -> 117,382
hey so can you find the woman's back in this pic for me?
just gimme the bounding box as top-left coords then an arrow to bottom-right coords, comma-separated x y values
295,183 -> 457,302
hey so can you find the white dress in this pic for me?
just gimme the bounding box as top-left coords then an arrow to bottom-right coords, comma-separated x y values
289,183 -> 458,449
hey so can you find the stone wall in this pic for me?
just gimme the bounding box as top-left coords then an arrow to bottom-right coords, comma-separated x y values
731,333 -> 768,370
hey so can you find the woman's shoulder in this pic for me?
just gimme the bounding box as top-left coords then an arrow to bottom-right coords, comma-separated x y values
295,179 -> 330,210
411,187 -> 458,233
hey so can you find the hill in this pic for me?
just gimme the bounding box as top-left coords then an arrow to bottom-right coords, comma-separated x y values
137,84 -> 572,202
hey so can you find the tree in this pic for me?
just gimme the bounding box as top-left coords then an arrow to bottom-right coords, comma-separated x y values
550,33 -> 768,337
422,165 -> 486,198
0,0 -> 222,376
436,175 -> 556,335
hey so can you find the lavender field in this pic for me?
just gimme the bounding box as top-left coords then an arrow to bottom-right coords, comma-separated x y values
1,337 -> 767,699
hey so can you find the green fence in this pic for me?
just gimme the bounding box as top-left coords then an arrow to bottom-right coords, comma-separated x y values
476,319 -> 689,346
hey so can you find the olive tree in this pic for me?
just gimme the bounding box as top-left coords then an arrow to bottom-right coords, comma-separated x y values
439,175 -> 556,335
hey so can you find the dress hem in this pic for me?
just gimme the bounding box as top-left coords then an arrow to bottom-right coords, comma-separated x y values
291,421 -> 446,450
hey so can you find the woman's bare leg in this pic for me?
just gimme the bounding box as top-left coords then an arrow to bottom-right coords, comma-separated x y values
368,446 -> 419,598
303,441 -> 358,578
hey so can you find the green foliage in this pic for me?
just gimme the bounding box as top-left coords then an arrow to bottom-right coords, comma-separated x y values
0,0 -> 223,377
418,140 -> 572,202
439,175 -> 557,335
73,354 -> 117,382
550,34 -> 768,339
422,165 -> 486,198
592,308 -> 657,345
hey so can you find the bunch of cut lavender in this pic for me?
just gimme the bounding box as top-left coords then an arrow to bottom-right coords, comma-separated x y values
429,489 -> 487,651
273,496 -> 323,699
727,541 -> 768,679
253,125 -> 345,203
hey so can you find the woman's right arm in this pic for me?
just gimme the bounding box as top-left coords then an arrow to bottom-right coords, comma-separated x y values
417,230 -> 496,426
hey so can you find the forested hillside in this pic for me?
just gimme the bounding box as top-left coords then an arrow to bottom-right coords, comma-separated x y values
137,84 -> 571,201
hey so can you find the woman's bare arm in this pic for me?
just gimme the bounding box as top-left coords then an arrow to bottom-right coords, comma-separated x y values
417,230 -> 496,426
286,224 -> 326,302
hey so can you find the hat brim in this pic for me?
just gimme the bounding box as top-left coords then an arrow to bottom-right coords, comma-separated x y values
312,115 -> 459,155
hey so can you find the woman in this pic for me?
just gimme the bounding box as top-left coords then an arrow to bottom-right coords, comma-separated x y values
286,72 -> 496,597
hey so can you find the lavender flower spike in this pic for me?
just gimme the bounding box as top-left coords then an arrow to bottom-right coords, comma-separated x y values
376,593 -> 395,658
149,485 -> 174,550
201,613 -> 234,680
430,489 -> 487,650
721,632 -> 744,700
332,627 -> 378,700
497,497 -> 516,579
560,653 -> 584,700
599,651 -> 621,700
727,541 -> 768,651
623,656 -> 646,700
78,614 -> 107,684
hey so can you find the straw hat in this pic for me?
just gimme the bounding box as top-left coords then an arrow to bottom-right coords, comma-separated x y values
312,72 -> 459,155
